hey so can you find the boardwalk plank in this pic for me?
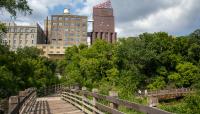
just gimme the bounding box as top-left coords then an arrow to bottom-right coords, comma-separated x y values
27,97 -> 84,114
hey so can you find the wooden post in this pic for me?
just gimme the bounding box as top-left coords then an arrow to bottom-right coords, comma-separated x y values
82,87 -> 87,112
92,88 -> 98,114
9,96 -> 19,114
148,97 -> 158,107
109,91 -> 118,110
18,91 -> 27,112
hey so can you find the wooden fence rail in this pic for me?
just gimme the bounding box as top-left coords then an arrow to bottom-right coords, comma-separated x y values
8,88 -> 36,114
147,88 -> 193,97
61,86 -> 171,114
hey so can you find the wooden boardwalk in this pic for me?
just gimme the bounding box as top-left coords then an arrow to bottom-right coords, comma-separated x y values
6,86 -> 171,114
26,97 -> 84,114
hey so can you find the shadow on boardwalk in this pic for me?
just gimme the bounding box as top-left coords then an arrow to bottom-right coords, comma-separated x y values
25,97 -> 84,114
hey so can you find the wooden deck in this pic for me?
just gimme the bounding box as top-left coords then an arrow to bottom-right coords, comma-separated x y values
25,97 -> 84,114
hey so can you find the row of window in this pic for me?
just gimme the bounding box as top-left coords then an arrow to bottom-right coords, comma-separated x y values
7,34 -> 35,39
7,28 -> 36,33
64,38 -> 82,42
3,40 -> 34,45
52,17 -> 87,21
49,51 -> 63,54
52,27 -> 86,32
52,22 -> 86,27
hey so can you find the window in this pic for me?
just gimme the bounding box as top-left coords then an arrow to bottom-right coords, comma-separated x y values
65,17 -> 69,20
19,34 -> 22,39
52,17 -> 57,20
10,28 -> 14,32
50,51 -> 53,53
64,23 -> 69,26
43,46 -> 46,49
76,23 -> 80,26
13,40 -> 16,44
58,23 -> 62,26
13,34 -> 17,39
71,28 -> 74,32
76,38 -> 80,42
20,28 -> 23,32
25,28 -> 29,32
25,40 -> 28,44
31,34 -> 34,38
82,19 -> 87,22
70,33 -> 74,36
59,17 -> 63,20
31,29 -> 35,33
19,40 -> 22,44
57,51 -> 60,54
50,46 -> 54,49
25,34 -> 28,38
71,23 -> 75,26
65,28 -> 69,31
53,28 -> 59,31
53,23 -> 57,26
82,23 -> 86,27
32,40 -> 34,44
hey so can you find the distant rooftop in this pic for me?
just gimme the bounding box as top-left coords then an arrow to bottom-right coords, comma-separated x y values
94,0 -> 112,9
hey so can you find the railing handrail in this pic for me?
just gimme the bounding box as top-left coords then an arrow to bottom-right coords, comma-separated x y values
61,86 -> 171,114
147,88 -> 193,96
8,88 -> 37,114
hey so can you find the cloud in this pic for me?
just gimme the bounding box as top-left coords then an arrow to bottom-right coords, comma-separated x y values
113,0 -> 200,37
1,0 -> 200,37
76,0 -> 200,37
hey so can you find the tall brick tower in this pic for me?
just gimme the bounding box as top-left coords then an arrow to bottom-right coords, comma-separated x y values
91,0 -> 117,44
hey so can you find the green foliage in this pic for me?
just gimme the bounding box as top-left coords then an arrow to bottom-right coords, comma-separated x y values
57,30 -> 200,113
147,77 -> 166,90
169,62 -> 200,87
0,46 -> 59,98
0,0 -> 32,17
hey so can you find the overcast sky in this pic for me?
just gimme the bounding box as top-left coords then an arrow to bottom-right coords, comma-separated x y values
1,0 -> 200,37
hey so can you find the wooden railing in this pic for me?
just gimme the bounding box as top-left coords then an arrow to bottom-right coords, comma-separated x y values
8,88 -> 37,114
37,84 -> 62,97
61,86 -> 171,114
147,88 -> 193,97
0,98 -> 8,114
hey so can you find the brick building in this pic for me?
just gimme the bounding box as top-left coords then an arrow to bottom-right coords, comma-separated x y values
90,0 -> 117,44
46,9 -> 88,47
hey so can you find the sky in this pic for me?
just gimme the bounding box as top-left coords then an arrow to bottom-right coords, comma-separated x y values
1,0 -> 200,37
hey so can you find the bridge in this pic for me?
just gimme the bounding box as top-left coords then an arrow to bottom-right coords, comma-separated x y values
0,85 -> 174,114
141,88 -> 194,107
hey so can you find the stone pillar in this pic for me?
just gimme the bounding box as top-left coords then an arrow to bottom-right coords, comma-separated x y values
102,32 -> 106,41
109,91 -> 118,110
9,96 -> 19,114
108,33 -> 111,43
92,32 -> 96,44
112,33 -> 116,43
97,32 -> 101,39
92,89 -> 98,114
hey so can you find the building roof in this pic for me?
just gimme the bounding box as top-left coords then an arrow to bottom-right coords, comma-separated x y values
93,0 -> 112,9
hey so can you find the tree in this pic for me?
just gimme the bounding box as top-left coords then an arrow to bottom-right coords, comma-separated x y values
0,0 -> 32,17
168,62 -> 200,87
0,0 -> 32,40
188,43 -> 200,63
